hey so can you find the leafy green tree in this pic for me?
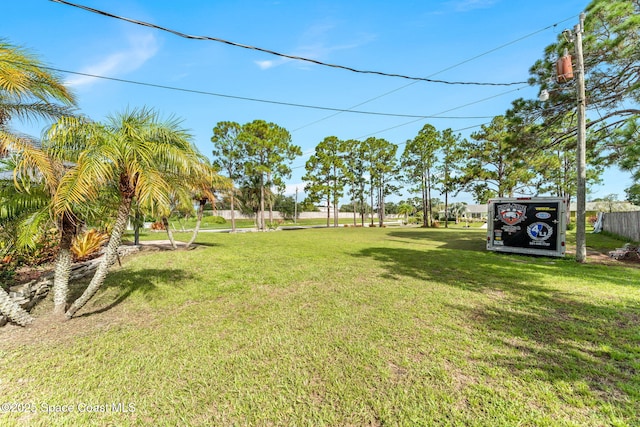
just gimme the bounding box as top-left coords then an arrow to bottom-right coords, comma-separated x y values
303,146 -> 332,227
240,120 -> 300,230
436,129 -> 464,228
625,184 -> 640,206
343,139 -> 368,226
272,194 -> 296,220
513,0 -> 638,187
302,136 -> 346,227
211,121 -> 244,232
365,137 -> 399,227
400,124 -> 440,227
50,108 -> 207,319
458,116 -> 535,200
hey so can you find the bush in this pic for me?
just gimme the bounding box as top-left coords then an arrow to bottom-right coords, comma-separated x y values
202,215 -> 227,225
71,229 -> 109,262
566,222 -> 576,231
151,221 -> 165,230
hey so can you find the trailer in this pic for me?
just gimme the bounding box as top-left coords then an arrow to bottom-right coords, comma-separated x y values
487,197 -> 567,257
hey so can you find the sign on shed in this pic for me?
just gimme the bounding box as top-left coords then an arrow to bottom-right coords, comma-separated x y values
487,197 -> 567,257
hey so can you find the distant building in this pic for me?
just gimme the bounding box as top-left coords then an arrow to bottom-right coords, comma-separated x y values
466,204 -> 488,220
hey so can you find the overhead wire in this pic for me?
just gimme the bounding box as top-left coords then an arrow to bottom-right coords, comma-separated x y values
293,15 -> 575,132
16,62 -> 494,120
51,0 -> 529,86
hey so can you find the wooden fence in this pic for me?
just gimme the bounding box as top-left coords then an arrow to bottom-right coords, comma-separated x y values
603,211 -> 640,242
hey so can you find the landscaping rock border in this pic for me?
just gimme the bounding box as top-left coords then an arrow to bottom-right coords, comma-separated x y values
0,245 -> 140,327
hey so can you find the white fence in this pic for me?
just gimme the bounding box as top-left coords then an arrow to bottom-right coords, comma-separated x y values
602,211 -> 640,242
210,210 -> 396,220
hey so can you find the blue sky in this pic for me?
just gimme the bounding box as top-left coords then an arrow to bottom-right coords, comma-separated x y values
4,0 -> 632,204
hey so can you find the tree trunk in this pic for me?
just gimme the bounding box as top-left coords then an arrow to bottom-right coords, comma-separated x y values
370,181 -> 375,226
444,191 -> 449,229
326,195 -> 330,228
267,172 -> 273,226
421,174 -> 428,228
133,208 -> 141,245
427,169 -> 433,227
230,194 -> 236,232
353,199 -> 357,226
0,289 -> 33,326
186,199 -> 206,249
65,198 -> 132,319
162,217 -> 177,250
259,174 -> 265,231
53,213 -> 76,317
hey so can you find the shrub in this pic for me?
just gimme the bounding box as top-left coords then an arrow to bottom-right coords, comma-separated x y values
202,215 -> 227,225
71,229 -> 109,262
151,221 -> 165,230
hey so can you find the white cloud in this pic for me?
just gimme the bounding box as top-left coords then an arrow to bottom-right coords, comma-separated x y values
254,21 -> 375,71
66,32 -> 159,87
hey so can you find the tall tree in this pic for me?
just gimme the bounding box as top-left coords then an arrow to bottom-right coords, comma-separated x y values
343,139 -> 368,226
303,147 -> 332,227
436,129 -> 464,228
240,120 -> 300,231
400,124 -> 440,227
211,121 -> 243,232
50,108 -> 207,319
457,116 -> 535,200
511,0 -> 638,195
366,137 -> 399,227
302,136 -> 346,228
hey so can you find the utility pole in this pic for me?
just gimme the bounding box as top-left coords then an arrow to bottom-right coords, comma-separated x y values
294,186 -> 298,224
575,12 -> 587,263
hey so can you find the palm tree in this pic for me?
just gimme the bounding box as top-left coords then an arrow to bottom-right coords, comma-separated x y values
1,39 -> 75,152
49,108 -> 206,319
0,39 -> 76,325
185,162 -> 230,248
397,203 -> 416,225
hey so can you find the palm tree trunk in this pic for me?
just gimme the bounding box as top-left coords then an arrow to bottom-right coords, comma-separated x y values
53,213 -> 76,316
0,289 -> 33,326
52,247 -> 73,316
186,199 -> 206,248
65,198 -> 132,319
162,217 -> 177,249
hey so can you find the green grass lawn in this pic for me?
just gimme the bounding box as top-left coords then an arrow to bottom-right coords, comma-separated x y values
2,228 -> 639,426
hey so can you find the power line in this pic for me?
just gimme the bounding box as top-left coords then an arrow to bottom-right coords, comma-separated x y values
292,15 -> 575,132
354,85 -> 527,140
51,0 -> 529,87
31,63 -> 496,120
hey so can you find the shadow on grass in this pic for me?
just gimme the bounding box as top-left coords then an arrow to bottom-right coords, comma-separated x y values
386,229 -> 486,251
354,243 -> 640,416
69,268 -> 197,318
